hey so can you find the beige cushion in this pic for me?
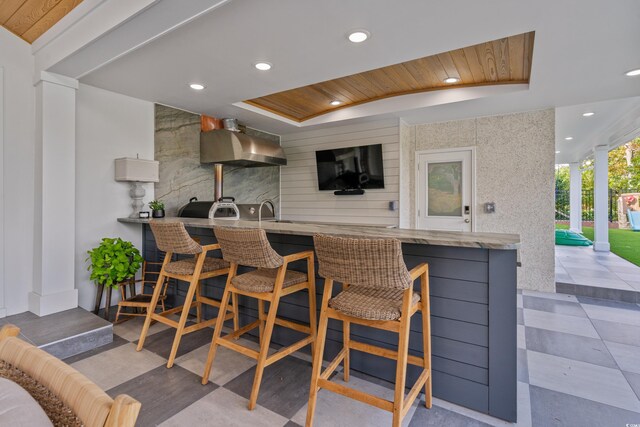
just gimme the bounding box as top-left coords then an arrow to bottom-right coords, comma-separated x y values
164,257 -> 229,275
0,337 -> 113,427
330,287 -> 420,321
0,377 -> 53,427
232,268 -> 307,293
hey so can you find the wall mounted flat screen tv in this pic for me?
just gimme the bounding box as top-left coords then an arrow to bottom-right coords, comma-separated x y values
315,144 -> 385,191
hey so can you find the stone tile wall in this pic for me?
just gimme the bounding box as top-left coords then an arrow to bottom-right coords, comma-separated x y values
154,104 -> 280,216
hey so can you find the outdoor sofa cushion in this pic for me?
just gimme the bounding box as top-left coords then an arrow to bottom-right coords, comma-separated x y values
0,377 -> 53,427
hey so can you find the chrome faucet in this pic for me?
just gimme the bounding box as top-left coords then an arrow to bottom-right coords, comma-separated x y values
258,199 -> 276,222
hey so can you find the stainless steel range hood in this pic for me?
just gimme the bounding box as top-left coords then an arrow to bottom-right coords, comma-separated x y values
200,129 -> 286,167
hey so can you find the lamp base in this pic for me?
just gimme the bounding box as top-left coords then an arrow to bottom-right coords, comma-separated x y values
129,182 -> 146,218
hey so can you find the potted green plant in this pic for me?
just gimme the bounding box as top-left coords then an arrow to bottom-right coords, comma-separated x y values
86,237 -> 143,289
149,200 -> 165,218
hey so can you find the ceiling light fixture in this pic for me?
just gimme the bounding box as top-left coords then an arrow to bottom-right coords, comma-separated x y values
444,77 -> 460,84
556,151 -> 561,154
565,136 -> 573,141
348,30 -> 370,43
254,62 -> 272,71
582,112 -> 595,117
189,83 -> 205,90
330,100 -> 342,106
625,68 -> 640,77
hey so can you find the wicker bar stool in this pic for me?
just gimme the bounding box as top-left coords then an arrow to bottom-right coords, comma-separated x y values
136,222 -> 238,368
202,227 -> 317,410
306,234 -> 432,427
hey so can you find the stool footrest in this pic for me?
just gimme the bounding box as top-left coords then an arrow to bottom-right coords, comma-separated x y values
403,369 -> 430,417
349,340 -> 425,368
150,314 -> 179,328
224,320 -> 261,341
317,378 -> 393,412
266,336 -> 314,367
320,348 -> 346,381
218,338 -> 260,360
273,317 -> 311,334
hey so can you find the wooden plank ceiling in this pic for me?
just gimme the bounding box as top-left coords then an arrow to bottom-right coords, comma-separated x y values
0,0 -> 83,43
246,32 -> 535,122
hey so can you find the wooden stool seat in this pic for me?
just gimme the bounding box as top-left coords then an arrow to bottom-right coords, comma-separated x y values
329,287 -> 421,321
232,268 -> 307,293
164,257 -> 229,275
306,234 -> 432,427
202,227 -> 317,411
136,222 -> 238,368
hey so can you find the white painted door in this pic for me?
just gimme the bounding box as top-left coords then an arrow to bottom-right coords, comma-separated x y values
417,149 -> 473,231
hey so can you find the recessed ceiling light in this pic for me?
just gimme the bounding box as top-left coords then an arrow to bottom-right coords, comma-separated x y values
444,77 -> 460,84
330,100 -> 342,106
625,68 -> 640,76
565,136 -> 573,141
189,83 -> 205,90
348,30 -> 370,43
582,112 -> 595,117
254,62 -> 272,71
556,151 -> 561,154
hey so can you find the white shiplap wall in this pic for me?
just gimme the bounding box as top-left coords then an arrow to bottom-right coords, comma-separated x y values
280,119 -> 400,226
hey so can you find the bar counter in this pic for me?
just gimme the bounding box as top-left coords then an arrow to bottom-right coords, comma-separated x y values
119,217 -> 519,422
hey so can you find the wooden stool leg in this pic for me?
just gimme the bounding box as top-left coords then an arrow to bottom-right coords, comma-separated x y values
306,279 -> 333,427
93,283 -> 104,315
257,299 -> 265,345
231,292 -> 240,336
307,255 -> 317,360
136,267 -> 169,352
343,321 -> 350,382
421,272 -> 432,408
167,276 -> 199,368
195,281 -> 202,324
202,265 -> 236,384
248,293 -> 281,410
105,287 -> 112,320
392,290 -> 413,427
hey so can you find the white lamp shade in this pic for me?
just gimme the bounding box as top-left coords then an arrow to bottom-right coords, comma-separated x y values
115,158 -> 159,182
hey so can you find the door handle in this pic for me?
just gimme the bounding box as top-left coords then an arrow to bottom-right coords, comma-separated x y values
464,219 -> 470,223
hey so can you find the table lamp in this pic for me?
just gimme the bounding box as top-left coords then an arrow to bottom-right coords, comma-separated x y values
115,157 -> 160,218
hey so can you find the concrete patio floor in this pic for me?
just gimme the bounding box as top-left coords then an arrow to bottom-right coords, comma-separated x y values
555,245 -> 640,303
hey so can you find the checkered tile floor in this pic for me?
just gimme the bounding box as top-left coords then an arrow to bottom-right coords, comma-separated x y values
62,291 -> 640,426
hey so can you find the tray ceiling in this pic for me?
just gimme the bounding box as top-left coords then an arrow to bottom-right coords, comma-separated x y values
0,0 -> 83,43
245,32 -> 534,122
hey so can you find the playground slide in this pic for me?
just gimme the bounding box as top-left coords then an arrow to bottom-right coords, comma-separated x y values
628,210 -> 640,231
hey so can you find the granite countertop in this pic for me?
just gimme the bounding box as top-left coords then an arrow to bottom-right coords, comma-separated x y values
119,217 -> 520,250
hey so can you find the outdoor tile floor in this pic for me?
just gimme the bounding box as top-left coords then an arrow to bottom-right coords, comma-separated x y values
58,290 -> 640,427
556,245 -> 640,291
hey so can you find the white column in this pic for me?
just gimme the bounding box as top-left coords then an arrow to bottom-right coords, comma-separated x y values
0,67 -> 5,318
28,72 -> 79,316
592,145 -> 610,252
569,162 -> 582,233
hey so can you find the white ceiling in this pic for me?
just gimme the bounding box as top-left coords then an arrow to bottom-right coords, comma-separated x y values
75,0 -> 640,157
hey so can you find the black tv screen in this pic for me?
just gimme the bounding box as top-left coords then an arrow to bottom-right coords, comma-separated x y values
315,144 -> 385,191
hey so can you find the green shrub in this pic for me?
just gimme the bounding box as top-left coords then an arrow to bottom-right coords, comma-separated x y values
86,238 -> 143,288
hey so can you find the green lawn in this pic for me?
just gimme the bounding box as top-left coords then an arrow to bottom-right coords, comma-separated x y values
556,224 -> 640,266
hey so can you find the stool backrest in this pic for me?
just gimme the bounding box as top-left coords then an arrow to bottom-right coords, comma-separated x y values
313,234 -> 411,290
214,227 -> 283,268
149,222 -> 202,255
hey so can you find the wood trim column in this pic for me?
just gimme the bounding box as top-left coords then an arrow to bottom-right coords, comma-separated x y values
28,71 -> 79,316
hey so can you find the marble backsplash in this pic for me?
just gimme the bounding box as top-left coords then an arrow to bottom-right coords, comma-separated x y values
154,104 -> 280,216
